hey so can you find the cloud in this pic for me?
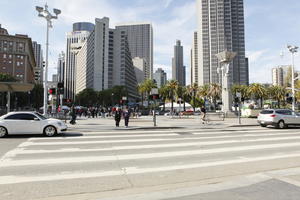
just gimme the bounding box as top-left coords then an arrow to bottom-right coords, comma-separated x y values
163,0 -> 174,8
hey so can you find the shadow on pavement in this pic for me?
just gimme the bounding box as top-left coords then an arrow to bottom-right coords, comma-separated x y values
2,132 -> 83,139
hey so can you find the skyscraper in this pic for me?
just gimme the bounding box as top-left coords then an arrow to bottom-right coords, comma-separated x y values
172,40 -> 185,86
64,22 -> 94,100
272,65 -> 291,87
57,52 -> 65,83
196,0 -> 248,86
32,41 -> 43,83
153,68 -> 167,88
115,22 -> 153,79
191,32 -> 198,85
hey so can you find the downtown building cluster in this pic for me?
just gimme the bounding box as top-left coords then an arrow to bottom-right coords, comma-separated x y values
61,19 -> 153,102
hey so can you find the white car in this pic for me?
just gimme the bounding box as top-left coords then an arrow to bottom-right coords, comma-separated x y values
0,112 -> 67,138
257,109 -> 300,129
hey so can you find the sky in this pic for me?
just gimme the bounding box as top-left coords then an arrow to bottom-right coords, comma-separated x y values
1,0 -> 300,84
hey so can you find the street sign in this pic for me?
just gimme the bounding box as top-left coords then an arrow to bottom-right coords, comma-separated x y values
236,92 -> 241,98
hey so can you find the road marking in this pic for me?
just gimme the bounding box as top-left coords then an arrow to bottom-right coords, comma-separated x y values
28,129 -> 296,141
4,142 -> 300,167
1,153 -> 300,185
19,134 -> 300,147
10,132 -> 300,155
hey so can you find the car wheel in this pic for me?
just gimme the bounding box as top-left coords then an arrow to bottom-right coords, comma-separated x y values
0,126 -> 7,138
43,125 -> 57,137
277,120 -> 286,129
260,124 -> 267,127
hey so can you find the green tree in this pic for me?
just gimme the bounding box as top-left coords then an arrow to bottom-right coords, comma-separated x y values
159,85 -> 169,111
208,83 -> 221,110
76,88 -> 98,107
248,83 -> 267,108
268,85 -> 286,108
231,84 -> 249,103
139,79 -> 157,107
166,80 -> 178,113
186,83 -> 198,111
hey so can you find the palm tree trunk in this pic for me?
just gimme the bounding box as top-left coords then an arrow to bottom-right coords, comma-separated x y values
184,101 -> 186,111
163,99 -> 166,111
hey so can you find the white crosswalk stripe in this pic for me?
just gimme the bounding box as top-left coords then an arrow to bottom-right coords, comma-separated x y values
1,127 -> 300,186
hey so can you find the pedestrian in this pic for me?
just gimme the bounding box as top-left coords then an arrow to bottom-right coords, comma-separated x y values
114,107 -> 122,127
123,106 -> 131,128
70,105 -> 77,125
200,106 -> 207,124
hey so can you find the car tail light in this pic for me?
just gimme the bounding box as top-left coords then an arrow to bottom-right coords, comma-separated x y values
270,114 -> 276,118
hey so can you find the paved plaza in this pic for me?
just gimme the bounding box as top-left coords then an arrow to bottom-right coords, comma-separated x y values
1,116 -> 300,200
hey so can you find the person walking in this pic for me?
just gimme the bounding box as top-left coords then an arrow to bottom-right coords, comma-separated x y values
200,106 -> 207,124
70,106 -> 77,125
114,107 -> 122,127
123,106 -> 131,128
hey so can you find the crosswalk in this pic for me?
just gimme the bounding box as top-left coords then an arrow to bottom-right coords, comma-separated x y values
1,127 -> 300,199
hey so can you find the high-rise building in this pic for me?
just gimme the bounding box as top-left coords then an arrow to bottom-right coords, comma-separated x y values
153,68 -> 167,88
172,40 -> 185,86
116,22 -> 153,79
64,22 -> 94,100
57,52 -> 65,83
272,65 -> 291,87
191,32 -> 198,85
196,0 -> 248,86
132,57 -> 147,84
73,22 -> 95,32
32,41 -> 43,83
76,18 -> 109,94
0,25 -> 36,84
75,18 -> 138,100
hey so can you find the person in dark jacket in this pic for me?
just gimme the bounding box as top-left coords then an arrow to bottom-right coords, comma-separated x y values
123,107 -> 131,128
70,106 -> 77,125
114,107 -> 122,127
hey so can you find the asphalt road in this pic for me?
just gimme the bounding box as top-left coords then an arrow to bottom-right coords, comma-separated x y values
1,118 -> 300,200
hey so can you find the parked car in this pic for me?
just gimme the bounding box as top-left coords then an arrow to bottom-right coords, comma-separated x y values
0,112 -> 67,138
257,109 -> 300,129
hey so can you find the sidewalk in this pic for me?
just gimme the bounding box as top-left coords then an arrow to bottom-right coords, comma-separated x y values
68,115 -> 259,131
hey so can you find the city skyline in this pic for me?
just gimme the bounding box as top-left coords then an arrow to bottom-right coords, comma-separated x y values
1,0 -> 300,84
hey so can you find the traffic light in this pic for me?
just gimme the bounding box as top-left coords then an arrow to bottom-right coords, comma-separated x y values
49,88 -> 56,95
57,82 -> 64,95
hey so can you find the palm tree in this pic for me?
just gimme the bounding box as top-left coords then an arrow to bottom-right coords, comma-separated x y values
231,84 -> 250,103
138,83 -> 146,108
208,83 -> 221,110
139,79 -> 157,108
159,85 -> 169,111
268,85 -> 286,108
248,83 -> 267,108
166,80 -> 178,114
187,83 -> 199,111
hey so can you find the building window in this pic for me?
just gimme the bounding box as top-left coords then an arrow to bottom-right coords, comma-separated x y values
8,54 -> 12,59
17,62 -> 20,66
3,54 -> 6,59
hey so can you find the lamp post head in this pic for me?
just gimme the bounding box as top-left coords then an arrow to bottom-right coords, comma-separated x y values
35,6 -> 44,13
287,45 -> 298,53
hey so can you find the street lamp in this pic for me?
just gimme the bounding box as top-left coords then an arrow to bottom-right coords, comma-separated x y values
35,4 -> 61,115
216,51 -> 237,115
287,45 -> 298,112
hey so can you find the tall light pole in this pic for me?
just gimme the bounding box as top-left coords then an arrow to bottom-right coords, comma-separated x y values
36,4 -> 61,115
216,51 -> 237,115
287,45 -> 298,112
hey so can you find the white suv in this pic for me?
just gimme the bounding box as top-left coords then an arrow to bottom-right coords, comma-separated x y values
257,109 -> 300,129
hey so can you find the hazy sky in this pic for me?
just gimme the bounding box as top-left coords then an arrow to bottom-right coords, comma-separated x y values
1,0 -> 300,84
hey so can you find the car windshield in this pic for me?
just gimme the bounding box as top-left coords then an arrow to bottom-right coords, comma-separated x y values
260,110 -> 274,114
35,112 -> 48,120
